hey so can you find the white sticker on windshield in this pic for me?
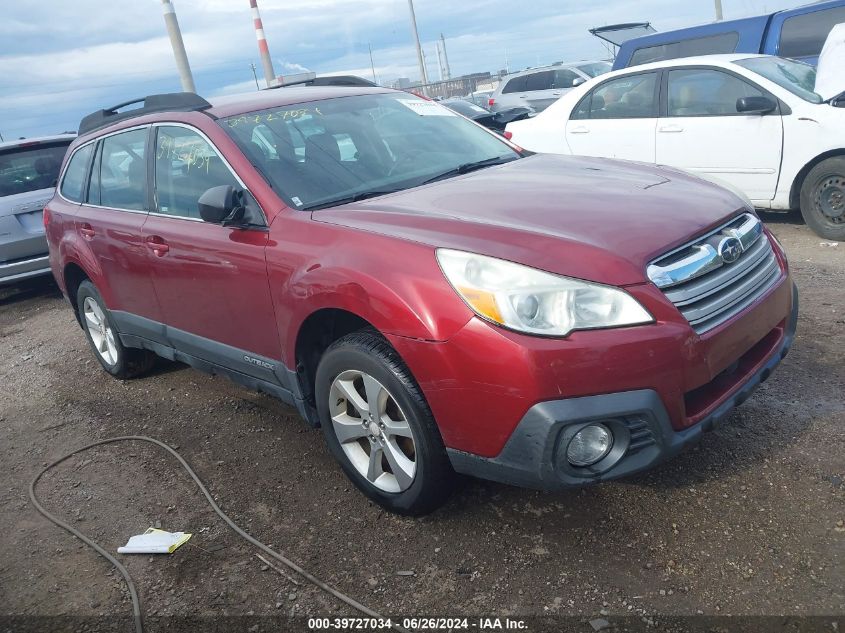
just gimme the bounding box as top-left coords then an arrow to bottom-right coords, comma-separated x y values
398,99 -> 456,116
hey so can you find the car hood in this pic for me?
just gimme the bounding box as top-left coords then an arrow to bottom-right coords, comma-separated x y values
313,154 -> 748,286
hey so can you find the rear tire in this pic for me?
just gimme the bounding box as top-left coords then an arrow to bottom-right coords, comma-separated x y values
799,157 -> 845,241
76,280 -> 155,379
315,331 -> 455,515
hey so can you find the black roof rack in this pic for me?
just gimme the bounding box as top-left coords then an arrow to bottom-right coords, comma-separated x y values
78,92 -> 213,136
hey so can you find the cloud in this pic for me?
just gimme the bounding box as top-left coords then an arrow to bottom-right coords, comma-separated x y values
0,0 -> 802,138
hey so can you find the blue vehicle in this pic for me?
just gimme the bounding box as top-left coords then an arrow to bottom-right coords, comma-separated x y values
613,0 -> 845,70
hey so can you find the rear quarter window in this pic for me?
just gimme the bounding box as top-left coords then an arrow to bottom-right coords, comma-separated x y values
779,6 -> 845,58
59,144 -> 94,203
629,32 -> 740,66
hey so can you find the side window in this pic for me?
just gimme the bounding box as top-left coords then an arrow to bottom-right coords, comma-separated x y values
525,70 -> 554,91
589,73 -> 657,119
571,94 -> 592,120
154,126 -> 240,219
99,128 -> 148,211
553,69 -> 580,89
59,144 -> 93,203
668,69 -> 764,116
629,32 -> 740,66
501,76 -> 527,94
779,7 -> 845,58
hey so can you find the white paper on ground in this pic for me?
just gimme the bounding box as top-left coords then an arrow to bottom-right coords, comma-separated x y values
117,528 -> 192,554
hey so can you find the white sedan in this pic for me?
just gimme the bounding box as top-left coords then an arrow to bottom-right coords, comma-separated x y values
506,54 -> 845,240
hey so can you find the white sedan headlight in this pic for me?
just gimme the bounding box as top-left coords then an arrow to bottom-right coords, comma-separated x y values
436,249 -> 653,337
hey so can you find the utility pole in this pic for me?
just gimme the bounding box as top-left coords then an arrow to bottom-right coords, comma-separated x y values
714,0 -> 724,21
250,63 -> 260,90
249,0 -> 277,87
368,43 -> 377,85
406,0 -> 429,91
160,0 -> 196,93
439,33 -> 451,80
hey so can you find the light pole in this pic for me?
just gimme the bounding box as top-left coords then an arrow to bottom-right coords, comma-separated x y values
160,0 -> 196,92
406,0 -> 429,91
715,0 -> 724,21
249,0 -> 277,87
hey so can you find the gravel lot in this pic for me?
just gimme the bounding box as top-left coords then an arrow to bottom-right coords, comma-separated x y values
0,212 -> 843,632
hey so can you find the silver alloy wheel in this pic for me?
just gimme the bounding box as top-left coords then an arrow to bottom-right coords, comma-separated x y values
329,369 -> 417,493
83,296 -> 118,366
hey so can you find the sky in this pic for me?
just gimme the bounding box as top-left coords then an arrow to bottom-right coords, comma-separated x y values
0,0 -> 803,139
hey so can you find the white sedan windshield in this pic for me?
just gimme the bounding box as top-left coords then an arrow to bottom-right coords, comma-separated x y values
734,57 -> 821,103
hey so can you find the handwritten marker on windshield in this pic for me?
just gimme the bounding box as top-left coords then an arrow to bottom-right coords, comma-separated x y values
250,0 -> 277,88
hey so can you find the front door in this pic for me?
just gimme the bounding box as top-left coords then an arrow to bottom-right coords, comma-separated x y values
142,124 -> 282,381
655,67 -> 783,202
564,71 -> 659,162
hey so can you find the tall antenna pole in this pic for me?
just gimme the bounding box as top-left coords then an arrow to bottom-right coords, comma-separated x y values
250,63 -> 260,90
160,0 -> 196,92
714,0 -> 724,20
368,43 -> 378,84
249,0 -> 277,87
406,0 -> 429,90
440,33 -> 451,80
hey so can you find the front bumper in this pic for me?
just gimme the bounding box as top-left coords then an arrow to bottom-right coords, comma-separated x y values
446,283 -> 798,489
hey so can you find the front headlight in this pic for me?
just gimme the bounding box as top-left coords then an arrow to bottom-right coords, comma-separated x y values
436,249 -> 653,337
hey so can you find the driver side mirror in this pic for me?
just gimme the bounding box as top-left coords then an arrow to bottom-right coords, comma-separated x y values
736,96 -> 776,115
572,77 -> 585,88
198,185 -> 245,225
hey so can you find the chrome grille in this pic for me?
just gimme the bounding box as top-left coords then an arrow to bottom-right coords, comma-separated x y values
647,214 -> 782,334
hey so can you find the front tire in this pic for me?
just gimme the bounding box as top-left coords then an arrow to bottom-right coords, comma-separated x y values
315,331 -> 455,515
77,280 -> 155,379
799,157 -> 845,241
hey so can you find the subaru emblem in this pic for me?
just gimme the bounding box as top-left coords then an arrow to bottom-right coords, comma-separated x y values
718,236 -> 743,264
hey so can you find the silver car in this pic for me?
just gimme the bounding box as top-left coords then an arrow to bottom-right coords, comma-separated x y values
488,61 -> 612,113
0,134 -> 75,286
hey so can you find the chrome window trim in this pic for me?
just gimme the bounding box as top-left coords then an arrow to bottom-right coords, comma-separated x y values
150,121 -> 268,226
646,213 -> 763,289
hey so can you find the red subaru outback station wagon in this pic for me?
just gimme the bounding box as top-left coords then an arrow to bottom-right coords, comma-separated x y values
46,90 -> 797,515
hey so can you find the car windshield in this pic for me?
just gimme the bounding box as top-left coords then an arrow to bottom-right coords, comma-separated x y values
0,141 -> 70,197
576,61 -> 612,77
221,92 -> 519,210
734,57 -> 822,103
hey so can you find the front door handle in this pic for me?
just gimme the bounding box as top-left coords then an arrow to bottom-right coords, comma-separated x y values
79,223 -> 95,240
145,235 -> 170,257
569,126 -> 590,134
658,124 -> 684,133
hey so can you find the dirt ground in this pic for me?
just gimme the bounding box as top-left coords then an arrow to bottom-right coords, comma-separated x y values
0,212 -> 843,632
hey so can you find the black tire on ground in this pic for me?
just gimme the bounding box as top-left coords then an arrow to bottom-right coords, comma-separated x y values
315,331 -> 455,516
76,280 -> 155,379
799,157 -> 845,241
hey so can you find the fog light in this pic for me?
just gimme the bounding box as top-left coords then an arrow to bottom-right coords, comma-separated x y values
566,424 -> 613,467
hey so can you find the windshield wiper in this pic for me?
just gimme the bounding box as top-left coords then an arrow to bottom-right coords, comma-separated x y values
420,156 -> 517,186
304,188 -> 401,211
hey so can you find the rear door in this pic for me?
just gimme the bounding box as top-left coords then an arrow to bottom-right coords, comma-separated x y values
564,71 -> 659,161
655,67 -> 783,201
72,127 -> 165,332
141,123 -> 282,380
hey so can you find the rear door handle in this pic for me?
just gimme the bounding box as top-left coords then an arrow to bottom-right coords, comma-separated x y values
569,126 -> 590,134
145,235 -> 170,256
79,223 -> 95,240
658,125 -> 684,133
